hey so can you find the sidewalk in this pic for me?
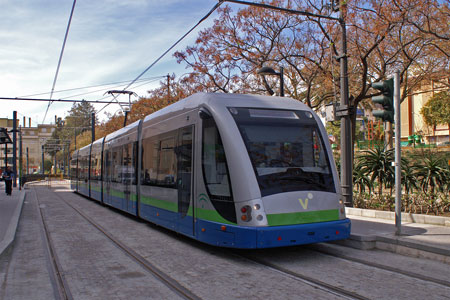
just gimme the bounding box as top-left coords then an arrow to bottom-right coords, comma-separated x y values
341,208 -> 450,263
0,181 -> 25,256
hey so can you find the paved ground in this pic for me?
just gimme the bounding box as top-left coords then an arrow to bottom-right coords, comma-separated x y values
1,182 -> 450,300
1,181 -> 450,261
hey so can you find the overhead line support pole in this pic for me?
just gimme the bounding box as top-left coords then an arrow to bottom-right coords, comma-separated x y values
13,111 -> 17,187
338,9 -> 353,207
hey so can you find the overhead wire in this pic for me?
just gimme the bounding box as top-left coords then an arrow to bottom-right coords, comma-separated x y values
58,77 -> 162,100
19,76 -> 165,98
97,1 -> 224,114
43,0 -> 77,123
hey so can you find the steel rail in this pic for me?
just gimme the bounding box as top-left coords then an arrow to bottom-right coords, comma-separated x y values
48,185 -> 202,300
33,187 -> 73,300
309,244 -> 450,288
230,251 -> 369,300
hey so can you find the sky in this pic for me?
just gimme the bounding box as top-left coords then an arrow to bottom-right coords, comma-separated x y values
0,0 -> 237,126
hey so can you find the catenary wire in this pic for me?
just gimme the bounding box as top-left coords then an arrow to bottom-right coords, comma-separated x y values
97,1 -> 224,114
19,76 -> 165,98
43,0 -> 77,123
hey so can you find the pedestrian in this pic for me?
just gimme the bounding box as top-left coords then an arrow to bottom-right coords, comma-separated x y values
2,166 -> 14,196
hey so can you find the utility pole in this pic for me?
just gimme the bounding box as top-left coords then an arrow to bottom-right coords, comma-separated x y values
91,112 -> 95,143
19,126 -> 22,189
167,74 -> 171,103
41,145 -> 44,174
4,141 -> 7,168
338,3 -> 353,207
13,111 -> 17,187
26,147 -> 29,175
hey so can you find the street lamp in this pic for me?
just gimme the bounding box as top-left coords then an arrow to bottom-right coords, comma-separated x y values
257,66 -> 284,97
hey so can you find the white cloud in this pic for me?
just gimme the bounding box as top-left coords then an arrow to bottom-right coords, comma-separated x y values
0,0 -> 220,124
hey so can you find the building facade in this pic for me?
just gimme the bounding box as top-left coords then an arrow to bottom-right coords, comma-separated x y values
401,77 -> 450,145
0,117 -> 56,174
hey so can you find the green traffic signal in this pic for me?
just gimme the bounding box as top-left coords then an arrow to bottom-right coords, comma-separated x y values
371,78 -> 394,123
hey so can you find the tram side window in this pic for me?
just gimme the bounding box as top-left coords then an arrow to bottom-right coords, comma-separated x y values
157,136 -> 176,188
202,118 -> 236,223
90,152 -> 101,181
104,150 -> 111,182
77,156 -> 82,180
112,147 -> 122,183
70,158 -> 77,180
79,155 -> 86,180
122,143 -> 134,185
141,137 -> 159,185
133,142 -> 138,185
302,128 -> 328,170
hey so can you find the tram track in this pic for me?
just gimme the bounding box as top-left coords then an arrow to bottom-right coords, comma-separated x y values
33,187 -> 73,300
229,251 -> 370,300
34,182 -> 450,299
38,184 -> 202,300
308,244 -> 450,288
229,242 -> 450,300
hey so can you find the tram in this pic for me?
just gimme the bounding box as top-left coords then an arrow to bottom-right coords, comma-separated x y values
70,93 -> 351,248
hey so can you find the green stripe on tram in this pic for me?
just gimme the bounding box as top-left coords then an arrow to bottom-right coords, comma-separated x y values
97,187 -> 235,224
266,209 -> 339,226
103,188 -> 138,202
141,195 -> 177,212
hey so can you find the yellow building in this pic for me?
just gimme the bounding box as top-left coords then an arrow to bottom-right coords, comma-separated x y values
401,76 -> 449,145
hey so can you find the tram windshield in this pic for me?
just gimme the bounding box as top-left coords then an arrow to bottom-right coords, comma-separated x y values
229,107 -> 335,197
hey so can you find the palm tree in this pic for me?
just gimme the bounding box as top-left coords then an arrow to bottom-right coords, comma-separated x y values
415,155 -> 449,194
401,158 -> 419,194
357,146 -> 394,197
353,160 -> 373,194
401,158 -> 419,212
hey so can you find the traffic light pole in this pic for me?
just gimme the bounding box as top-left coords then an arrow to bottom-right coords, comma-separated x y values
394,70 -> 401,235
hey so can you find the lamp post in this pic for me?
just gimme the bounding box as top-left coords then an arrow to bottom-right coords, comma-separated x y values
257,66 -> 284,96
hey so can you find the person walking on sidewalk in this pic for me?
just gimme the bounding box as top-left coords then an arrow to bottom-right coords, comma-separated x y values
2,166 -> 14,196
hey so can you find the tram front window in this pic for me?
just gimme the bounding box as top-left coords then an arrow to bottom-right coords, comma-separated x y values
229,107 -> 335,197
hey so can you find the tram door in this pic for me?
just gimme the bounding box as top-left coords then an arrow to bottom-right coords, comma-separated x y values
123,144 -> 132,212
177,125 -> 194,236
103,150 -> 112,205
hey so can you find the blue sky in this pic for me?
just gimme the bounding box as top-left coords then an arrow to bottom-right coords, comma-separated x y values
0,0 -> 236,124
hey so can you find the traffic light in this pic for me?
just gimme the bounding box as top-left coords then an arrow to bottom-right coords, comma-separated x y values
371,78 -> 394,123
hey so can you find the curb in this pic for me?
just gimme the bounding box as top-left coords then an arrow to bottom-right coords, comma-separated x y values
0,190 -> 26,257
335,232 -> 450,264
346,207 -> 450,227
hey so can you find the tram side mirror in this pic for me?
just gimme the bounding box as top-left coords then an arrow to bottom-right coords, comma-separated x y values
199,109 -> 212,120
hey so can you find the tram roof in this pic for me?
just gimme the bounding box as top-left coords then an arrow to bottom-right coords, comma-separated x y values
142,92 -> 311,124
104,119 -> 140,143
